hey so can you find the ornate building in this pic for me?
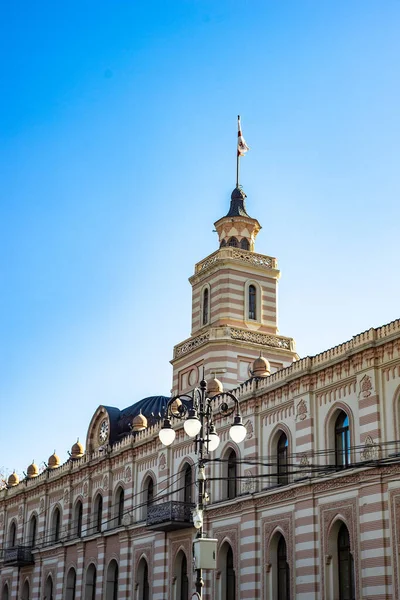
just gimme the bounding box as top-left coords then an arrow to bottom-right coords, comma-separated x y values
1,183 -> 400,600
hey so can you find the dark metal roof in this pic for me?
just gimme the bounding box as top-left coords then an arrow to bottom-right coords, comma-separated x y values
103,395 -> 170,444
225,187 -> 251,218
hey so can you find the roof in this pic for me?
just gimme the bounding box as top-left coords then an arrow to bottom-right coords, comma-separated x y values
225,186 -> 251,218
103,395 -> 169,444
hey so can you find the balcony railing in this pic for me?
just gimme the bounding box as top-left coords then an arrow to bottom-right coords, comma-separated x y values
3,546 -> 34,567
146,501 -> 195,532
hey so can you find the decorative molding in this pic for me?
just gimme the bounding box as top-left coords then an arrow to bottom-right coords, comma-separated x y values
230,328 -> 291,350
245,420 -> 254,439
124,466 -> 132,483
296,399 -> 308,421
174,331 -> 210,358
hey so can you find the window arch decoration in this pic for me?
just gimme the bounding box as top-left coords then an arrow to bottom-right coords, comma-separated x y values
267,529 -> 291,600
21,580 -> 30,600
142,472 -> 156,520
220,444 -> 240,500
228,236 -> 239,247
244,280 -> 262,323
136,555 -> 150,600
325,517 -> 356,600
268,424 -> 293,487
93,493 -> 103,533
240,238 -> 250,250
105,559 -> 119,600
84,563 -> 97,600
114,485 -> 125,527
73,498 -> 84,537
2,582 -> 9,600
50,505 -> 62,543
8,519 -> 17,548
44,575 -> 54,600
173,549 -> 189,600
177,458 -> 195,504
324,403 -> 355,469
66,567 -> 77,600
27,513 -> 38,547
220,239 -> 227,248
217,541 -> 236,600
201,284 -> 211,327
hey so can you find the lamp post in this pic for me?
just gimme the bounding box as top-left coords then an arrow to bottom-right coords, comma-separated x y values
158,374 -> 246,598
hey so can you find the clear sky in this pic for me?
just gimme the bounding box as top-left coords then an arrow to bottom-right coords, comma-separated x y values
1,1 -> 399,477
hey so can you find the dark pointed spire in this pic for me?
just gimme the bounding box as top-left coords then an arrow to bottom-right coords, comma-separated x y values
225,187 -> 251,218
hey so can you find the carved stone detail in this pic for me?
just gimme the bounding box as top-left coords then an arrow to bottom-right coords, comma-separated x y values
245,420 -> 254,439
158,453 -> 166,471
83,482 -> 88,498
296,399 -> 308,421
18,505 -> 23,524
174,331 -> 210,358
360,374 -> 373,398
361,435 -> 380,460
230,328 -> 291,350
124,466 -> 132,483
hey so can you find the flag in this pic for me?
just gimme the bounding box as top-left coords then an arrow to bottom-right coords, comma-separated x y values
237,116 -> 250,157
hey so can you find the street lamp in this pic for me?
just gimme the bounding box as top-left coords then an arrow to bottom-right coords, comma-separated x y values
158,374 -> 246,598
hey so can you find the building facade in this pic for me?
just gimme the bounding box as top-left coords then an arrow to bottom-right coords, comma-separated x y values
1,185 -> 400,600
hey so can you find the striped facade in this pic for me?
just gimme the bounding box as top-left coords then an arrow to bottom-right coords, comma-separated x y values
1,189 -> 400,599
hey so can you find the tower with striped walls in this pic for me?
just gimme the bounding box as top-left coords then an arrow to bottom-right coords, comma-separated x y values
171,185 -> 298,394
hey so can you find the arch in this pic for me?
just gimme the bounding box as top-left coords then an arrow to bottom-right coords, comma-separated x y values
268,530 -> 291,600
220,239 -> 227,248
28,513 -> 37,547
115,486 -> 125,527
269,424 -> 293,487
8,519 -> 17,548
326,519 -> 356,600
2,583 -> 9,600
325,403 -> 354,469
218,542 -> 236,600
244,280 -> 262,323
85,563 -> 97,600
228,236 -> 238,248
221,447 -> 238,500
173,549 -> 189,600
137,557 -> 150,600
85,405 -> 110,453
392,383 -> 400,445
93,492 -> 103,533
51,505 -> 62,543
240,238 -> 250,250
66,567 -> 76,600
44,575 -> 54,600
201,285 -> 210,327
105,559 -> 119,600
142,472 -> 156,520
74,499 -> 83,537
180,462 -> 193,504
21,580 -> 29,600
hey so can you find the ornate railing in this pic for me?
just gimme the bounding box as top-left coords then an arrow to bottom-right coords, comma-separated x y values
194,247 -> 277,276
3,546 -> 34,566
147,501 -> 194,528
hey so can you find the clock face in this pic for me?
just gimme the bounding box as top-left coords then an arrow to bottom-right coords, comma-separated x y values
98,419 -> 109,443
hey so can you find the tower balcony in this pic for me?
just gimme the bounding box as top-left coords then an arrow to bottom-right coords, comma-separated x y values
3,546 -> 34,567
192,247 -> 278,280
146,501 -> 195,532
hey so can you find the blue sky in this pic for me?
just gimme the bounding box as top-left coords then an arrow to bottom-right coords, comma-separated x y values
1,1 -> 399,476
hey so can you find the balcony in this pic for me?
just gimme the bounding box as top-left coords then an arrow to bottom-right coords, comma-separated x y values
3,546 -> 34,567
146,501 -> 195,532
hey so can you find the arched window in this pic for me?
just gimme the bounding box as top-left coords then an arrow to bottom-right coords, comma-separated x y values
174,550 -> 189,600
228,237 -> 238,247
66,568 -> 76,600
44,575 -> 53,600
277,432 -> 289,485
52,507 -> 61,543
220,239 -> 227,248
240,238 -> 250,250
8,521 -> 16,548
143,477 -> 154,519
21,581 -> 29,600
183,464 -> 192,504
94,494 -> 103,533
105,560 -> 119,600
28,515 -> 37,547
116,487 -> 124,526
85,564 -> 96,600
337,523 -> 355,600
74,500 -> 83,537
248,284 -> 257,320
219,543 -> 235,600
335,412 -> 350,468
277,535 -> 290,600
2,583 -> 9,600
137,558 -> 150,600
202,288 -> 209,326
226,450 -> 237,500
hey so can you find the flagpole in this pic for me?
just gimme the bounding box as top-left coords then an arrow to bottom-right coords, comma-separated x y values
236,115 -> 240,188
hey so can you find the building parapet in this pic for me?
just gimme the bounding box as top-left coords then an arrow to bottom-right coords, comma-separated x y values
192,247 -> 278,279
